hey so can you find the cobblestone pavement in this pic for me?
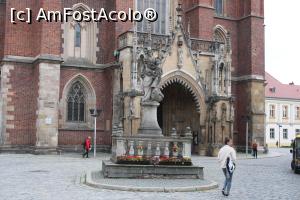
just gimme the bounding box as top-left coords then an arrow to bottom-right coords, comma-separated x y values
0,148 -> 299,200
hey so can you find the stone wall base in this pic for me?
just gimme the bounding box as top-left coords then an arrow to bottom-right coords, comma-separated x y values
0,145 -> 111,155
0,145 -> 59,155
0,145 -> 35,154
58,145 -> 111,153
32,147 -> 60,155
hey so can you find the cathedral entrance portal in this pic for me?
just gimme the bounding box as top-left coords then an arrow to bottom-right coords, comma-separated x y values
157,82 -> 200,153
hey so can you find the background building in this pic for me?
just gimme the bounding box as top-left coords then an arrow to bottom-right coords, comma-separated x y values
0,0 -> 265,154
265,72 -> 300,147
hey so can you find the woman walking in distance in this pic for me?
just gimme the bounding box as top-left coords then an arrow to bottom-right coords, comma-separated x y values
82,136 -> 92,158
218,137 -> 237,196
252,140 -> 258,159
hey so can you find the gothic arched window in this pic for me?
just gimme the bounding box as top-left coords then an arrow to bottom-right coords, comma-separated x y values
74,23 -> 81,47
215,0 -> 224,16
137,0 -> 169,35
219,63 -> 224,92
67,81 -> 85,122
62,3 -> 98,64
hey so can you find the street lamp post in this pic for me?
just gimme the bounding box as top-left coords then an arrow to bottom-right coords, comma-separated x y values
90,108 -> 102,158
246,119 -> 249,157
277,124 -> 282,148
242,115 -> 251,157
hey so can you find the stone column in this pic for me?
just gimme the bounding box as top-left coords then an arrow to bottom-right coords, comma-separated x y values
35,60 -> 61,153
112,68 -> 121,128
0,64 -> 14,145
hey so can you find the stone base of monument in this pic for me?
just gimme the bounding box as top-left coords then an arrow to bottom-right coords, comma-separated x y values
102,160 -> 204,179
109,122 -> 200,180
138,101 -> 163,137
84,170 -> 218,192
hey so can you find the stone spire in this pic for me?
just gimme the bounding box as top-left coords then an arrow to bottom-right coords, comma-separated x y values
176,1 -> 183,29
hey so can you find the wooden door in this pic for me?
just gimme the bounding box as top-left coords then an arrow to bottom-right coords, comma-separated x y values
158,82 -> 200,139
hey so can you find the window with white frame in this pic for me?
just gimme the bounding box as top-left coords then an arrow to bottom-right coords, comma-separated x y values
296,106 -> 300,120
282,105 -> 288,118
283,129 -> 288,139
215,0 -> 224,16
270,128 -> 275,139
269,104 -> 275,118
136,0 -> 169,35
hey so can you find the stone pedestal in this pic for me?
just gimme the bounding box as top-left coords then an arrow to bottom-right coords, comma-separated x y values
138,101 -> 163,137
212,148 -> 219,157
102,160 -> 204,179
198,146 -> 207,156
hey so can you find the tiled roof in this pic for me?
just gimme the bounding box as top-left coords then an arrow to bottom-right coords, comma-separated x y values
265,72 -> 300,100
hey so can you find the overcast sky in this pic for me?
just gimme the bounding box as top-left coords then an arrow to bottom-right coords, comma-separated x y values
265,0 -> 300,84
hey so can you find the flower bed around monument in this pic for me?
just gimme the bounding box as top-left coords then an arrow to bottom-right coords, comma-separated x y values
116,156 -> 151,165
116,155 -> 192,166
158,156 -> 192,166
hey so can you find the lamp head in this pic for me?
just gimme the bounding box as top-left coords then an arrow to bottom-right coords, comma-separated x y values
89,108 -> 102,117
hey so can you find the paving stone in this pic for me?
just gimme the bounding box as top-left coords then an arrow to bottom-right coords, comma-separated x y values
0,148 -> 299,200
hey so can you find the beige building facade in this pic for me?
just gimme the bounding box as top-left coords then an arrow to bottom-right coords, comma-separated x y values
265,72 -> 300,147
114,3 -> 235,155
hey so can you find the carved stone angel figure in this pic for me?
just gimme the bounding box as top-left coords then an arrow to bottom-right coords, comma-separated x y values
140,56 -> 164,102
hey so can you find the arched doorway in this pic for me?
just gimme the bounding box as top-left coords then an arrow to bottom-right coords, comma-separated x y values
157,82 -> 200,153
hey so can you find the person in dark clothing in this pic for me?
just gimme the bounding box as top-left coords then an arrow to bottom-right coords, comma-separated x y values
82,136 -> 91,158
252,140 -> 258,159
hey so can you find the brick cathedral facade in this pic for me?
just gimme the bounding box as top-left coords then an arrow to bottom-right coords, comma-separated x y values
0,0 -> 265,154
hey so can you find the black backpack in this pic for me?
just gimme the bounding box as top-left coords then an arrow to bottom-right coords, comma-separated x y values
226,157 -> 235,174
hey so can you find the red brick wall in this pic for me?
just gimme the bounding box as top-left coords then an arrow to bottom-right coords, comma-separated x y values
58,67 -> 113,146
237,0 -> 251,17
237,16 -> 264,77
198,0 -> 213,6
184,6 -> 215,40
185,8 -> 200,38
198,7 -> 215,40
237,18 -> 252,76
5,65 -> 114,146
58,130 -> 111,146
6,64 -> 37,145
0,2 -> 5,59
233,81 -> 249,145
39,0 -> 62,55
251,0 -> 264,17
115,0 -> 133,39
4,0 -> 38,57
4,0 -> 115,62
224,0 -> 238,18
237,0 -> 263,18
250,17 -> 264,75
